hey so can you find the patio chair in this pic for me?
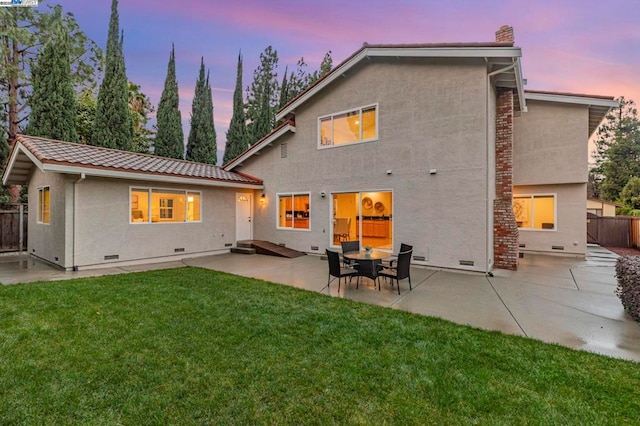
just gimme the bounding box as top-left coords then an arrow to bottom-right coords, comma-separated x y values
378,249 -> 413,294
333,217 -> 351,242
381,243 -> 413,269
341,240 -> 360,267
326,249 -> 358,292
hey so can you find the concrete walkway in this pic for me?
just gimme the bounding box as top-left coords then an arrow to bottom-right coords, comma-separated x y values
2,246 -> 639,362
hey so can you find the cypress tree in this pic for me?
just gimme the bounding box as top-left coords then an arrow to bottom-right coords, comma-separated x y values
90,0 -> 133,150
27,31 -> 78,142
223,52 -> 249,164
154,44 -> 184,158
186,58 -> 217,164
278,66 -> 289,110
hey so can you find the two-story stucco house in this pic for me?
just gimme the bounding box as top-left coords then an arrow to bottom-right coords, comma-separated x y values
2,25 -> 617,272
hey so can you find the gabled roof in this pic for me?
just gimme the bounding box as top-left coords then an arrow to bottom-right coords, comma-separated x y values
524,90 -> 618,136
276,41 -> 525,121
222,120 -> 296,171
3,135 -> 263,188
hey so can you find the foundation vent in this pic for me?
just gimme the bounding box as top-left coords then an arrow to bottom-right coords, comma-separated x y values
225,243 -> 233,247
311,245 -> 319,251
104,254 -> 119,260
281,143 -> 288,158
174,248 -> 185,253
519,243 -> 526,248
413,255 -> 426,262
459,260 -> 475,266
552,245 -> 564,250
278,243 -> 286,247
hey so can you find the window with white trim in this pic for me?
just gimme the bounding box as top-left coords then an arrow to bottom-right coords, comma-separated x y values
513,195 -> 556,230
319,104 -> 378,148
130,187 -> 201,223
38,187 -> 50,224
277,193 -> 310,230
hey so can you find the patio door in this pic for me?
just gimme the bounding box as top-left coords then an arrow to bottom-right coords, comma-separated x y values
236,193 -> 253,241
331,191 -> 393,251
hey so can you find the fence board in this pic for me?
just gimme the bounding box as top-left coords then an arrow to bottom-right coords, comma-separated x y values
587,216 -> 631,247
0,205 -> 28,252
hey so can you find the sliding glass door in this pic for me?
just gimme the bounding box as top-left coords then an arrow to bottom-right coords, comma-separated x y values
331,191 -> 393,251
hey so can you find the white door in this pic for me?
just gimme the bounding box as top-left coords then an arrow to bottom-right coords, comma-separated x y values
236,193 -> 253,241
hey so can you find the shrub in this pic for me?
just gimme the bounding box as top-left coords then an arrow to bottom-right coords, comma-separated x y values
615,256 -> 640,321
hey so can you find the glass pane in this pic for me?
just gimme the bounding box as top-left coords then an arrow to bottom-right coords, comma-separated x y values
533,196 -> 555,229
40,188 -> 50,224
333,111 -> 360,145
513,197 -> 531,228
278,195 -> 292,228
292,194 -> 309,229
362,107 -> 377,140
151,190 -> 185,223
131,189 -> 149,222
361,191 -> 392,250
320,117 -> 333,146
332,192 -> 358,246
187,192 -> 200,222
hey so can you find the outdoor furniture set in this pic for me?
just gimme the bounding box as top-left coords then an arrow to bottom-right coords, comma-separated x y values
326,242 -> 413,294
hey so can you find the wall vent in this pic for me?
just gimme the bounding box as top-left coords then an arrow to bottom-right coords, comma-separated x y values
281,143 -> 288,158
413,255 -> 426,261
552,245 -> 564,250
54,257 -> 59,262
519,243 -> 526,248
519,252 -> 524,258
311,245 -> 319,251
174,248 -> 185,253
225,243 -> 233,247
104,254 -> 119,260
278,243 -> 286,247
459,260 -> 475,266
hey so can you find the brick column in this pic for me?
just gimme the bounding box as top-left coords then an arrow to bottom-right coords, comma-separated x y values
494,88 -> 518,270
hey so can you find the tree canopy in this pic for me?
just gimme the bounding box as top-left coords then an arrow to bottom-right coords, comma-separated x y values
223,52 -> 249,164
185,58 -> 217,164
154,45 -> 184,159
246,46 -> 279,144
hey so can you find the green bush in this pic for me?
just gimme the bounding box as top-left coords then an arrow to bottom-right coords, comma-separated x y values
615,256 -> 640,321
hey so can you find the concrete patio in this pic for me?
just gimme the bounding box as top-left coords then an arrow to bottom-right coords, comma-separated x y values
1,246 -> 639,362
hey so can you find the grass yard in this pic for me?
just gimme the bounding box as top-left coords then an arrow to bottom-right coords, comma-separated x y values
1,267 -> 639,424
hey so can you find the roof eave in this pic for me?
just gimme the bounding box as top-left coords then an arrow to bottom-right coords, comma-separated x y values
2,142 -> 44,186
223,123 -> 296,171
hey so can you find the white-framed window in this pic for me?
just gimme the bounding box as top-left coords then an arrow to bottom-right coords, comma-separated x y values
277,192 -> 310,230
318,104 -> 378,148
130,187 -> 201,224
513,194 -> 556,230
37,186 -> 50,224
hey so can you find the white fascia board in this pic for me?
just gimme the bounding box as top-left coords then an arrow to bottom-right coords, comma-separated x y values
276,46 -> 522,121
223,123 -> 295,171
41,164 -> 263,189
525,92 -> 619,108
2,143 -> 44,186
515,57 -> 527,112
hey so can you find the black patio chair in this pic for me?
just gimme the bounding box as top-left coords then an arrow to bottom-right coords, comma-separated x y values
378,249 -> 413,294
326,249 -> 358,292
341,240 -> 360,267
381,243 -> 413,269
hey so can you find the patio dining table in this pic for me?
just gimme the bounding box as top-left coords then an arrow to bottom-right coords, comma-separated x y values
343,250 -> 390,284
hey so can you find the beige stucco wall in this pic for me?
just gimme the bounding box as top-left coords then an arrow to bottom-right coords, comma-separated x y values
513,100 -> 589,185
27,168 -> 69,268
240,57 -> 493,271
514,183 -> 586,255
70,177 -> 243,269
587,199 -> 616,217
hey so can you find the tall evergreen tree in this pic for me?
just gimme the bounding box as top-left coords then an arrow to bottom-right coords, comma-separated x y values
90,0 -> 133,150
278,66 -> 289,110
223,52 -> 249,164
246,46 -> 279,144
154,45 -> 184,159
186,58 -> 216,164
26,31 -> 78,142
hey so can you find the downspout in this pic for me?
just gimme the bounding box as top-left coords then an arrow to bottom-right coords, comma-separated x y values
72,173 -> 86,271
485,62 -> 516,275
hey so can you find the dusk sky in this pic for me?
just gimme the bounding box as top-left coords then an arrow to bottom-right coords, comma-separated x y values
51,0 -> 639,159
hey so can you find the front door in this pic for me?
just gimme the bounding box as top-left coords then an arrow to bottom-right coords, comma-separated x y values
236,193 -> 253,241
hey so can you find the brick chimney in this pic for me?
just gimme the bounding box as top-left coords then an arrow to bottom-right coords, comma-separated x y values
495,25 -> 514,43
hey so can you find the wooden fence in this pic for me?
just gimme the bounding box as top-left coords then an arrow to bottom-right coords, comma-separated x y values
587,215 -> 640,248
0,204 -> 27,252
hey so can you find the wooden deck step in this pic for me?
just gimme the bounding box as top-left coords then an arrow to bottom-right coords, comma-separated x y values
230,247 -> 256,255
237,240 -> 306,258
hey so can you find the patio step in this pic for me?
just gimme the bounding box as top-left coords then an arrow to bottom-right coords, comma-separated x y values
230,246 -> 256,255
236,240 -> 306,258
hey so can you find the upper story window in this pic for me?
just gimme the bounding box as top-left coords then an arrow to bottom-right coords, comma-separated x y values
513,194 -> 556,230
318,104 -> 378,148
131,187 -> 201,224
38,186 -> 50,224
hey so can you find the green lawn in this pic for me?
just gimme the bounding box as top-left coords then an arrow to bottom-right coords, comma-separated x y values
0,268 -> 638,424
